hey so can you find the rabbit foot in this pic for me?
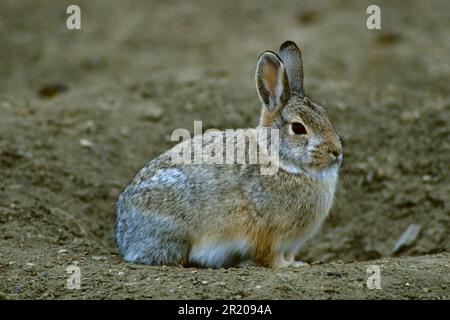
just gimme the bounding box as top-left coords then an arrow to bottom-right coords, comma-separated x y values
272,253 -> 308,268
290,261 -> 308,267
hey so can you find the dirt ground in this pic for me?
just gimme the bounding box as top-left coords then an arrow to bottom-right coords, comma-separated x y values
0,0 -> 449,299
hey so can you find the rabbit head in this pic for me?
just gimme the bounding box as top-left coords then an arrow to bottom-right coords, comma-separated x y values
256,41 -> 343,176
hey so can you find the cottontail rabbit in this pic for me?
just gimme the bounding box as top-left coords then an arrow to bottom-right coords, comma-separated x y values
115,41 -> 343,268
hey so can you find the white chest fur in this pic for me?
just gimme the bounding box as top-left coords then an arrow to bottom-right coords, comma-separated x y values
278,165 -> 339,255
313,165 -> 339,220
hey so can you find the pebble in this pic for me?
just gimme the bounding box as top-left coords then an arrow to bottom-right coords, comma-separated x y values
400,110 -> 420,122
143,104 -> 163,121
118,271 -> 125,276
38,83 -> 68,98
201,280 -> 208,285
0,101 -> 12,109
392,224 -> 421,254
120,126 -> 130,136
79,138 -> 95,148
125,282 -> 137,286
92,256 -> 105,261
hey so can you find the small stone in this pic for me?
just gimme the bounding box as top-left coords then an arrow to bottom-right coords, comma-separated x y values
58,249 -> 68,254
120,126 -> 130,136
38,83 -> 68,98
400,110 -> 420,122
118,271 -> 125,276
79,138 -> 94,148
255,285 -> 262,289
0,101 -> 12,109
125,282 -> 137,286
92,256 -> 105,261
26,262 -> 35,267
201,280 -> 208,285
15,284 -> 23,293
143,104 -> 163,121
392,224 -> 421,254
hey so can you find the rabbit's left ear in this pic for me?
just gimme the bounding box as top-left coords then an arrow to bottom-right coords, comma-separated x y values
279,41 -> 304,97
255,51 -> 290,112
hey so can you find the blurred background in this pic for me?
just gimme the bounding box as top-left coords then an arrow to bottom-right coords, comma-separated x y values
0,0 -> 448,298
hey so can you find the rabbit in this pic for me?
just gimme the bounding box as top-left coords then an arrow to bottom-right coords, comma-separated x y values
115,41 -> 343,268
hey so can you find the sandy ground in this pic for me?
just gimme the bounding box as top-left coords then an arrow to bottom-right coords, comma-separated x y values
0,0 -> 449,299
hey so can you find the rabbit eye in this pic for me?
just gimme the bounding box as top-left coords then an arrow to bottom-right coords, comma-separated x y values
291,122 -> 307,135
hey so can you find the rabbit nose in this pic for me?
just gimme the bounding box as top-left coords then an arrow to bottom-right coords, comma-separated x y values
330,150 -> 343,163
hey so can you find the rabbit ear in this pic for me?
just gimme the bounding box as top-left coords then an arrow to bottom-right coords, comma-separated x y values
255,51 -> 290,112
279,41 -> 304,97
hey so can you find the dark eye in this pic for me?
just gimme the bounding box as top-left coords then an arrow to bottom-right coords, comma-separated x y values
291,122 -> 307,135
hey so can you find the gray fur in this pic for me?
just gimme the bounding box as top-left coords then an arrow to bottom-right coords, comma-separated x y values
279,41 -> 305,97
115,41 -> 343,268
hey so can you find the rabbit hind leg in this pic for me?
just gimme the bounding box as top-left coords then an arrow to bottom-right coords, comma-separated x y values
116,207 -> 189,266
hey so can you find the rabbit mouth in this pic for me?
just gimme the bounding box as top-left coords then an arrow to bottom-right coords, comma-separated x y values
306,156 -> 342,172
304,162 -> 340,181
278,152 -> 342,176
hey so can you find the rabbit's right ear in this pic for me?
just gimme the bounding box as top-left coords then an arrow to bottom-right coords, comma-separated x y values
255,51 -> 290,113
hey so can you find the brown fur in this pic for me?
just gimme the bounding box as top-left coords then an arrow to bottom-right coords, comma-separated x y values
115,41 -> 342,268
